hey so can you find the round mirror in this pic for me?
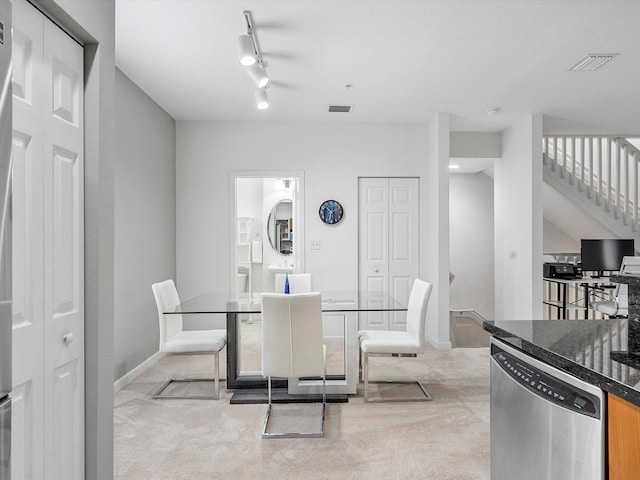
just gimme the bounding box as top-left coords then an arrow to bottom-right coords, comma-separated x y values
267,200 -> 293,255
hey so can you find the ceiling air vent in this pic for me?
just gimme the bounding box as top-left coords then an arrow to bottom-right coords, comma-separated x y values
567,53 -> 619,71
328,105 -> 351,113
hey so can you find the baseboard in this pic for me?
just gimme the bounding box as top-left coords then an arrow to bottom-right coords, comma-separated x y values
427,337 -> 452,351
113,351 -> 164,394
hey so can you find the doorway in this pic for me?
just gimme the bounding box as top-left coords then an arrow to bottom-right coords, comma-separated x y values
231,171 -> 304,376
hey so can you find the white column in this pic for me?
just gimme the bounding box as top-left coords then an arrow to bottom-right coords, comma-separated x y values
422,113 -> 451,349
494,114 -> 543,320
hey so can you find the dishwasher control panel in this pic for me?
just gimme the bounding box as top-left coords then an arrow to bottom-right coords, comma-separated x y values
492,347 -> 600,418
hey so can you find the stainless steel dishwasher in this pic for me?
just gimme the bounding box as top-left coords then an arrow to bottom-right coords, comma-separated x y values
490,338 -> 605,480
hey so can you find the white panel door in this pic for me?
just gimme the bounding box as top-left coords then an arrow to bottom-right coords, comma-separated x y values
11,1 -> 45,477
11,1 -> 84,478
388,178 -> 419,328
358,177 -> 419,330
42,18 -> 84,480
358,178 -> 388,328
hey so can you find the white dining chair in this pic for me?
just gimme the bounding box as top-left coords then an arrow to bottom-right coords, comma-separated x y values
591,256 -> 640,317
261,292 -> 326,438
274,273 -> 312,293
151,279 -> 227,399
357,278 -> 433,403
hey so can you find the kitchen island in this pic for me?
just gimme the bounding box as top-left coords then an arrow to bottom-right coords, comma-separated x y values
484,318 -> 640,479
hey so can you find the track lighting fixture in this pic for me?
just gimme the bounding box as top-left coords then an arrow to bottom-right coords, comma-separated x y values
239,11 -> 271,109
247,62 -> 269,88
255,88 -> 269,110
238,34 -> 256,66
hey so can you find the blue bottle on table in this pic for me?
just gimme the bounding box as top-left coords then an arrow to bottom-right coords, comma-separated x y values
284,273 -> 290,294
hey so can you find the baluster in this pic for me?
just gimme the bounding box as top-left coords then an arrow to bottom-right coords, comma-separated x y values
606,138 -> 612,212
569,136 -> 575,185
583,139 -> 594,198
616,140 -> 622,219
631,151 -> 640,231
552,136 -> 557,172
597,137 -> 603,204
579,137 -> 585,192
560,136 -> 566,179
624,143 -> 630,224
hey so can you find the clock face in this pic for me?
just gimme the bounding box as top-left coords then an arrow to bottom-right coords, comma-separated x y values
319,200 -> 344,225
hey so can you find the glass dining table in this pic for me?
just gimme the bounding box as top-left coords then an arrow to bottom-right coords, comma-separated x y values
165,291 -> 408,398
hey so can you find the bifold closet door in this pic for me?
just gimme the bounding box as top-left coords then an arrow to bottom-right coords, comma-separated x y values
12,0 -> 84,478
358,177 -> 419,330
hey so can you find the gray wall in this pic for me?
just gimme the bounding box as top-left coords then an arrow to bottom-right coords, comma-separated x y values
114,68 -> 176,380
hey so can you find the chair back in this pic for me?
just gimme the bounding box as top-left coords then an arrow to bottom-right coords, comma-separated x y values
261,292 -> 324,378
620,256 -> 640,275
406,279 -> 433,353
152,279 -> 184,351
274,273 -> 312,293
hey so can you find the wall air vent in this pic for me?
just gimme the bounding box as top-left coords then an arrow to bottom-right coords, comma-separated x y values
328,105 -> 351,113
567,53 -> 619,71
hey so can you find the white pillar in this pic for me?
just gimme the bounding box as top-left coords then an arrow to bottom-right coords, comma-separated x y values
494,114 -> 543,320
423,113 -> 451,349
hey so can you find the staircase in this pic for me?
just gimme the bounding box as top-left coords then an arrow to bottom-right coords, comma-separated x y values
543,136 -> 640,240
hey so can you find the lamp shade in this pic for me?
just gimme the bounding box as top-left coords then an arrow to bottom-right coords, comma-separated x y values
246,62 -> 269,88
238,35 -> 256,65
255,88 -> 269,109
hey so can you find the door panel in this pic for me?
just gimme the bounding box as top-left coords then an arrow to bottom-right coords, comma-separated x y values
10,382 -> 35,479
359,178 -> 389,328
388,178 -> 419,328
11,1 -> 45,477
42,18 -> 84,480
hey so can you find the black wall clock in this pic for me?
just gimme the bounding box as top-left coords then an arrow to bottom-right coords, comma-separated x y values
319,200 -> 344,225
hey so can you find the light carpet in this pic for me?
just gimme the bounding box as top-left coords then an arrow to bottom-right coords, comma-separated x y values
114,346 -> 490,480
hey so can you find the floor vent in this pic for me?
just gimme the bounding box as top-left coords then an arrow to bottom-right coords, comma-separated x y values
567,53 -> 618,71
328,105 -> 351,113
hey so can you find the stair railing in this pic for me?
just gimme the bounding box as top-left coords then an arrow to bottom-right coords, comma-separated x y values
543,136 -> 640,230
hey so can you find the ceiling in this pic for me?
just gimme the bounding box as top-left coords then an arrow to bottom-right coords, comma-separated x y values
115,0 -> 640,134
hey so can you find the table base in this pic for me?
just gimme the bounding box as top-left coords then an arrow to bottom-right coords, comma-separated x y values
230,388 -> 348,404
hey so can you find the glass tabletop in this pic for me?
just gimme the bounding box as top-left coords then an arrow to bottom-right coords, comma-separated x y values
166,291 -> 407,314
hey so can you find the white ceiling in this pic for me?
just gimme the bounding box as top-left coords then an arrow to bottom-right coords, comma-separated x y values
116,0 -> 640,134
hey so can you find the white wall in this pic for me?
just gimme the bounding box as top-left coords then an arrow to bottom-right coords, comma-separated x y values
543,219 -> 580,253
494,114 -> 543,320
176,121 -> 446,342
450,172 -> 495,319
114,68 -> 176,380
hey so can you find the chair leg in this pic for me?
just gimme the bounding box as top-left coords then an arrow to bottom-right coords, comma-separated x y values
262,373 -> 326,439
363,353 -> 432,403
363,352 -> 370,402
152,351 -> 223,400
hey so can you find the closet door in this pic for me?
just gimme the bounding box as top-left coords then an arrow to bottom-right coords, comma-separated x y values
42,17 -> 84,480
358,177 -> 419,330
388,178 -> 419,328
11,1 -> 84,478
358,178 -> 389,328
11,1 -> 45,477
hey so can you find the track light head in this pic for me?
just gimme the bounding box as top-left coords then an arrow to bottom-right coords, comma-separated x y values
238,34 -> 256,66
247,62 -> 270,88
255,88 -> 269,110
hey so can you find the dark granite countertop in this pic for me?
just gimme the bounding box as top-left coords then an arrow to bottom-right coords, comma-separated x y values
483,319 -> 640,407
